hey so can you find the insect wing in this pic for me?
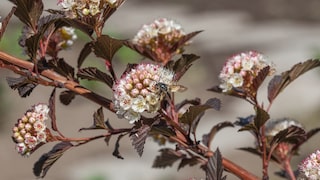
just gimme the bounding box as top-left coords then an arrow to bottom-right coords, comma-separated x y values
170,85 -> 187,92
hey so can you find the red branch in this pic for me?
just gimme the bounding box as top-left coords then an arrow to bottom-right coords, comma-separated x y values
0,51 -> 259,180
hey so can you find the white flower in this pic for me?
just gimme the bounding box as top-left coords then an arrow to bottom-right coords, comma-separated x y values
218,51 -> 275,93
58,0 -> 75,10
12,104 -> 50,156
16,143 -> 27,155
299,150 -> 320,180
33,121 -> 46,132
37,131 -> 47,143
131,96 -> 147,113
113,63 -> 175,123
229,73 -> 243,87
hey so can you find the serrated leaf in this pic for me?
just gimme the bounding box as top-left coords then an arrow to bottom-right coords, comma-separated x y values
0,7 -> 16,40
96,0 -> 125,30
166,54 -> 200,81
152,148 -> 185,168
268,59 -> 320,103
306,127 -> 320,140
130,124 -> 151,156
48,58 -> 75,80
79,107 -> 107,131
170,31 -> 203,53
292,127 -> 320,153
180,98 -> 221,127
238,123 -> 257,132
202,122 -> 234,148
178,157 -> 201,170
207,85 -> 248,100
77,67 -> 113,88
49,88 -> 57,131
10,0 -> 43,30
124,41 -> 158,61
151,123 -> 176,137
59,90 -> 76,105
204,148 -> 226,180
270,126 -> 306,148
254,106 -> 270,131
33,142 -> 73,178
77,42 -> 92,68
175,98 -> 201,111
92,35 -> 123,61
250,66 -> 270,98
25,33 -> 42,60
113,134 -> 125,159
6,76 -> 37,97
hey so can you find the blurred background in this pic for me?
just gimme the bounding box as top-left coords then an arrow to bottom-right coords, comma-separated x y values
1,0 -> 320,180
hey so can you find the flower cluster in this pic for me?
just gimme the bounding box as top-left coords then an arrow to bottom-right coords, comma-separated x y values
298,150 -> 320,180
264,118 -> 304,161
57,0 -> 119,18
265,118 -> 303,137
218,51 -> 275,93
54,26 -> 77,49
113,63 -> 175,123
12,104 -> 50,156
132,18 -> 187,63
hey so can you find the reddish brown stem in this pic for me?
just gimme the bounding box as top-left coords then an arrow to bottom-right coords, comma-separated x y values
283,157 -> 296,180
0,51 -> 259,180
0,51 -> 114,111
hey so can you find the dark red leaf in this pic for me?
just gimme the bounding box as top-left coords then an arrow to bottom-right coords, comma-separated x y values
77,67 -> 113,88
0,7 -> 16,40
180,98 -> 221,127
33,142 -> 73,178
10,0 -> 43,30
152,148 -> 185,168
251,66 -> 270,94
203,148 -> 226,180
170,31 -> 203,53
270,126 -> 306,148
79,107 -> 108,131
253,106 -> 270,131
113,134 -> 125,159
178,157 -> 201,170
92,35 -> 123,62
48,58 -> 75,80
166,54 -> 200,81
6,75 -> 37,97
268,59 -> 320,103
202,122 -> 234,148
77,42 -> 92,68
49,88 -> 57,131
59,90 -> 76,105
130,124 -> 151,156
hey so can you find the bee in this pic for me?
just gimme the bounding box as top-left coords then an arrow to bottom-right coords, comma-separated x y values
154,82 -> 187,100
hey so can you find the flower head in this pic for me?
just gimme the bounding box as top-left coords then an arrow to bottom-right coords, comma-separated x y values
58,0 -> 120,18
264,118 -> 304,161
265,118 -> 303,137
298,150 -> 320,180
218,51 -> 275,93
12,104 -> 50,156
55,26 -> 78,49
113,63 -> 175,123
132,18 -> 188,63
